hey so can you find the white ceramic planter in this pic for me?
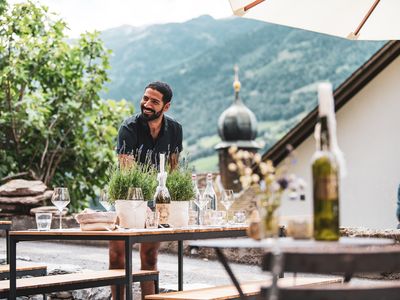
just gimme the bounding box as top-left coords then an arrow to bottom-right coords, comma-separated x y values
169,201 -> 189,227
115,200 -> 147,229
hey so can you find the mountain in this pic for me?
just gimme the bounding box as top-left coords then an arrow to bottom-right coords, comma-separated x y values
100,15 -> 384,169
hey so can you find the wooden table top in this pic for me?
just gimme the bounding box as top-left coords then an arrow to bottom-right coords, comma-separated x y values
10,225 -> 248,236
0,221 -> 12,225
192,236 -> 395,252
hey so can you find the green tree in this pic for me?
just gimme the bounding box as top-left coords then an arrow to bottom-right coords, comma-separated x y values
0,1 -> 133,211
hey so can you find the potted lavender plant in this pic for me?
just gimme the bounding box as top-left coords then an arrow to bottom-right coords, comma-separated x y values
108,162 -> 157,228
166,164 -> 195,227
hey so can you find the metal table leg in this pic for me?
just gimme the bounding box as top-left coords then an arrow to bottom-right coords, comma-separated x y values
125,237 -> 133,300
214,248 -> 246,300
6,228 -> 10,264
10,236 -> 17,299
178,240 -> 183,291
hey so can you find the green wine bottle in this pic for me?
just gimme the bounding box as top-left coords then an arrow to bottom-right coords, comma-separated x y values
312,83 -> 340,241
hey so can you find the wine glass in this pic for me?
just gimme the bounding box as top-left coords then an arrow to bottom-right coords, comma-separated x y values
51,187 -> 70,230
99,189 -> 113,211
193,189 -> 209,226
126,187 -> 145,209
220,189 -> 235,223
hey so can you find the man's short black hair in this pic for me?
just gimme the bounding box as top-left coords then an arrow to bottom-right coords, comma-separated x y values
145,81 -> 173,104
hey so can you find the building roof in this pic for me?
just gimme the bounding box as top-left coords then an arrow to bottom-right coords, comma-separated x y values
218,99 -> 258,142
262,40 -> 400,165
218,68 -> 258,143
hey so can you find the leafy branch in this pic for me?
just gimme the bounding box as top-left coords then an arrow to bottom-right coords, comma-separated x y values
0,1 -> 134,211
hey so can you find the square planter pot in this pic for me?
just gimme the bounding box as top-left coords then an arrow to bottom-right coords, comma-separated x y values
115,200 -> 147,229
169,201 -> 189,227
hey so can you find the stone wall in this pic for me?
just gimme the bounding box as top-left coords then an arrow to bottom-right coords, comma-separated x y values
341,227 -> 400,242
0,179 -> 52,217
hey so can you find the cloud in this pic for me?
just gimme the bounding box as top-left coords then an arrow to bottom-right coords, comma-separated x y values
9,0 -> 232,37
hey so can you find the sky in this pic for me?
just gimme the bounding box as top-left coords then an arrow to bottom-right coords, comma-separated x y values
9,0 -> 233,38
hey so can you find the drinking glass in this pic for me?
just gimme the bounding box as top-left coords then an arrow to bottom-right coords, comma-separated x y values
35,212 -> 52,231
99,188 -> 113,211
193,189 -> 209,226
127,187 -> 144,200
233,210 -> 247,224
126,187 -> 145,209
146,211 -> 159,229
188,209 -> 198,226
220,189 -> 235,223
51,187 -> 70,230
210,211 -> 226,226
189,200 -> 200,225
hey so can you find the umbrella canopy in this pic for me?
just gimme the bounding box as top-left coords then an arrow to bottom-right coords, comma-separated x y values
228,0 -> 398,40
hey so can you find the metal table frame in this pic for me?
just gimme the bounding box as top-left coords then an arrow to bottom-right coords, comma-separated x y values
0,221 -> 12,264
192,237 -> 395,300
9,226 -> 247,299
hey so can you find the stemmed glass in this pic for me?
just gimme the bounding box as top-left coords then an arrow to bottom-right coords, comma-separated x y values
126,187 -> 145,208
99,188 -> 113,211
193,189 -> 209,226
51,187 -> 70,230
220,189 -> 235,223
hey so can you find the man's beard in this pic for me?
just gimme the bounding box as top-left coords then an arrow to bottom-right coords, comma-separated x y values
141,105 -> 163,121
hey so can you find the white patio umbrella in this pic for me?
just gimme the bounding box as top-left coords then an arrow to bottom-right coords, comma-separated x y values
228,0 -> 399,40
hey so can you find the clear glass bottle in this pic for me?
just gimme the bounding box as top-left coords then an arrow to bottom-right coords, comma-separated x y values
191,174 -> 200,208
205,173 -> 217,210
311,83 -> 340,241
191,174 -> 200,225
154,154 -> 171,228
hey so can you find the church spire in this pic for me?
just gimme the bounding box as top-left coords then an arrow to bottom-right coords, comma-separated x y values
233,65 -> 241,103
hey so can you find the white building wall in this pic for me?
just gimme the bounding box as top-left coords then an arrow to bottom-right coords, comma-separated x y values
279,56 -> 400,229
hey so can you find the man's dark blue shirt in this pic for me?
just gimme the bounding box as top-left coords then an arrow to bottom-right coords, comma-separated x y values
117,114 -> 183,165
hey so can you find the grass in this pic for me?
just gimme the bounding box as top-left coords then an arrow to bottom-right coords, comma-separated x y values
258,120 -> 287,131
190,154 -> 218,173
198,135 -> 220,148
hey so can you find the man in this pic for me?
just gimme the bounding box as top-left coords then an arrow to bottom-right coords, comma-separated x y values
111,81 -> 183,299
117,81 -> 182,168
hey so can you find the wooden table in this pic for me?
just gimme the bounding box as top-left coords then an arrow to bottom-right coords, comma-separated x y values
0,221 -> 11,264
193,237 -> 395,300
9,225 -> 247,299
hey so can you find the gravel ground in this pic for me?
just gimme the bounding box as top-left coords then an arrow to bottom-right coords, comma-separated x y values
0,238 -> 269,298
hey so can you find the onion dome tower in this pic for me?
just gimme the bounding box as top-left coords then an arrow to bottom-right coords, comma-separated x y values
215,66 -> 261,192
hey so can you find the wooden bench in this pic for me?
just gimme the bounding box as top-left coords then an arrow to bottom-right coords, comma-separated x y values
0,269 -> 159,298
145,276 -> 341,300
0,264 -> 47,280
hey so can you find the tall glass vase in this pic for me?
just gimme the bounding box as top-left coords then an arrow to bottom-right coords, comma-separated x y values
258,193 -> 281,239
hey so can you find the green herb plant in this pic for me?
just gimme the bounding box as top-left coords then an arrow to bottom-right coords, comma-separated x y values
108,161 -> 157,203
166,161 -> 195,201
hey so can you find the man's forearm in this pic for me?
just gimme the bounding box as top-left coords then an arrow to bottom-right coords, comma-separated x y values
118,154 -> 134,169
169,153 -> 179,171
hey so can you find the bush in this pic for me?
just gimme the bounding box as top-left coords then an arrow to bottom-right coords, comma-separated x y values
0,1 -> 133,211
